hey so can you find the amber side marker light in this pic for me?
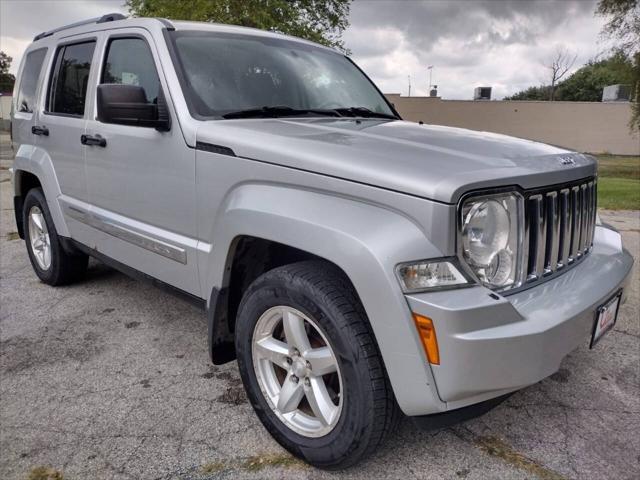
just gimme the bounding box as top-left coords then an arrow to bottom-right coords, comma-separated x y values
413,313 -> 440,365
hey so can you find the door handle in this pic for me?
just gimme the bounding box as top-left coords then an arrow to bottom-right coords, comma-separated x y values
31,125 -> 49,136
81,134 -> 107,147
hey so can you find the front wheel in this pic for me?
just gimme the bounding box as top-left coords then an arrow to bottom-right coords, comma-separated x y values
235,260 -> 398,469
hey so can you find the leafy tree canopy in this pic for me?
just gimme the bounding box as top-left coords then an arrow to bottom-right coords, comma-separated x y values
126,0 -> 351,51
556,51 -> 635,101
504,51 -> 635,102
0,51 -> 15,93
597,0 -> 640,53
504,85 -> 550,101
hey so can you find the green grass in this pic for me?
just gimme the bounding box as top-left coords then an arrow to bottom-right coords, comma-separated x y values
596,155 -> 640,210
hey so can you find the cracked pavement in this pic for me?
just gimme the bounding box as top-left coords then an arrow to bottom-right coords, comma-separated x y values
1,133 -> 638,479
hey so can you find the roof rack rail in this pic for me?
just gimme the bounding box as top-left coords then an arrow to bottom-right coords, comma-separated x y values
33,13 -> 127,42
156,18 -> 175,31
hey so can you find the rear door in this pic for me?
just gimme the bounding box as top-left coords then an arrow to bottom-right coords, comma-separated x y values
38,36 -> 100,246
84,29 -> 199,295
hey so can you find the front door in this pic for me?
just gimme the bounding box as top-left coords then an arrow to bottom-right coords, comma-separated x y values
84,29 -> 199,295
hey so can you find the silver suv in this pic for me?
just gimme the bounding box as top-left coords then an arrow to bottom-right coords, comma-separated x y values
10,14 -> 634,469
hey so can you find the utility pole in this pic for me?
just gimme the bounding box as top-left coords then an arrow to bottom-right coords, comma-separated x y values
408,75 -> 411,97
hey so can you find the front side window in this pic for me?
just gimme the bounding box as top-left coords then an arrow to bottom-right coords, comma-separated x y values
101,37 -> 160,103
48,41 -> 96,116
169,31 -> 395,119
16,48 -> 47,113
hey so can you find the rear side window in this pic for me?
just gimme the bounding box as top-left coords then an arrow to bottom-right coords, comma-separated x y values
101,37 -> 160,103
48,41 -> 96,116
16,48 -> 47,113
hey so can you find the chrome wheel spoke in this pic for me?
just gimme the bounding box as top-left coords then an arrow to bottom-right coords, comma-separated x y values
282,310 -> 311,354
255,336 -> 291,369
31,212 -> 44,232
277,375 -> 305,413
28,206 -> 52,270
305,346 -> 337,376
42,240 -> 52,268
306,377 -> 339,426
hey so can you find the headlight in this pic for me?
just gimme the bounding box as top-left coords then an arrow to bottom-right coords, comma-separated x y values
459,192 -> 524,291
396,259 -> 470,293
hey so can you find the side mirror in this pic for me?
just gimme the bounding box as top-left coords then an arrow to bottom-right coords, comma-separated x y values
97,84 -> 171,132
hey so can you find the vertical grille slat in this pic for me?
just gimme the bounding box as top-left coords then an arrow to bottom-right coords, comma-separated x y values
579,183 -> 588,255
585,181 -> 595,250
558,188 -> 570,268
570,185 -> 581,261
524,178 -> 595,285
533,195 -> 546,279
545,191 -> 560,274
526,195 -> 542,282
583,182 -> 591,252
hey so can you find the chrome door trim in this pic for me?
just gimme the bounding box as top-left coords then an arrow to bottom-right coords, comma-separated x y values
62,200 -> 187,264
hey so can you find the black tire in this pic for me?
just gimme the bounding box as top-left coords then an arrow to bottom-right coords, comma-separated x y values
235,260 -> 399,469
23,188 -> 88,286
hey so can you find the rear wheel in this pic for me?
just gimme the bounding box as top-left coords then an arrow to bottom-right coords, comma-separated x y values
235,260 -> 398,469
23,188 -> 88,285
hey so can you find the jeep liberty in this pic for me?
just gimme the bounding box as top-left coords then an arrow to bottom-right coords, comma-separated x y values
10,14 -> 634,469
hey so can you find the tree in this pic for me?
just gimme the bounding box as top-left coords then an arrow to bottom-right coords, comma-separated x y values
0,51 -> 15,93
504,51 -> 635,101
126,0 -> 351,51
596,0 -> 640,130
597,0 -> 640,52
555,51 -> 635,101
504,85 -> 550,101
546,47 -> 577,101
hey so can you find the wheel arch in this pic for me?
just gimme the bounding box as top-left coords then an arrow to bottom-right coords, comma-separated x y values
202,183 -> 447,415
12,145 -> 69,238
13,169 -> 43,239
207,235 -> 357,365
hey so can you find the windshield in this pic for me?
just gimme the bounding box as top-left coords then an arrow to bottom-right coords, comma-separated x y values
168,31 -> 396,119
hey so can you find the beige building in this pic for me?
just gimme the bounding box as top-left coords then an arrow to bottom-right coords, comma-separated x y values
386,94 -> 639,156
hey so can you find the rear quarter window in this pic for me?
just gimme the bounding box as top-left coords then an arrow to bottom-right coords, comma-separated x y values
16,48 -> 47,113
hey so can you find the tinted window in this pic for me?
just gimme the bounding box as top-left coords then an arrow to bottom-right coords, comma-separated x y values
17,48 -> 47,113
102,38 -> 160,103
170,32 -> 394,118
49,41 -> 96,116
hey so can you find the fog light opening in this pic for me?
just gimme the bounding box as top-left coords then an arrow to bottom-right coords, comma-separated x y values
413,313 -> 440,365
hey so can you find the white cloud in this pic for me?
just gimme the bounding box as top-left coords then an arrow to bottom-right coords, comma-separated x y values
1,0 -> 127,74
0,0 -> 616,100
345,0 -> 614,99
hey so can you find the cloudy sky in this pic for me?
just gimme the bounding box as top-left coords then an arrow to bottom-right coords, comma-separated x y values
1,0 -> 613,99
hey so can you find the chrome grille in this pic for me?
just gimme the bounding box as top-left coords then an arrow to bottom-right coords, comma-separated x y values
524,178 -> 597,283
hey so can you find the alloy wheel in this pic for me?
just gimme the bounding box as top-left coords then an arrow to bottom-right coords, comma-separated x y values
251,306 -> 343,437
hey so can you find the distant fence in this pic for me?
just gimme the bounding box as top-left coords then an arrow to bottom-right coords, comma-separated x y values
386,94 -> 640,156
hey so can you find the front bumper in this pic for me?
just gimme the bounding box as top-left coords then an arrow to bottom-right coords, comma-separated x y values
406,225 -> 634,410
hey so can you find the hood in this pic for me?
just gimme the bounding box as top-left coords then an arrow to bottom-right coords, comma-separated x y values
196,118 -> 597,204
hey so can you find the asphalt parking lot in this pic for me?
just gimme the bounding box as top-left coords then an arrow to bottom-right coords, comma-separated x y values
1,132 -> 638,480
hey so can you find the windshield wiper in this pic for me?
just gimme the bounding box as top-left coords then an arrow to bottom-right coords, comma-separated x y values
332,107 -> 398,120
222,106 -> 342,119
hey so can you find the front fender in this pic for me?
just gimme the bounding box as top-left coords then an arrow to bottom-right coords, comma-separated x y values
13,144 -> 69,238
200,183 -> 449,415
